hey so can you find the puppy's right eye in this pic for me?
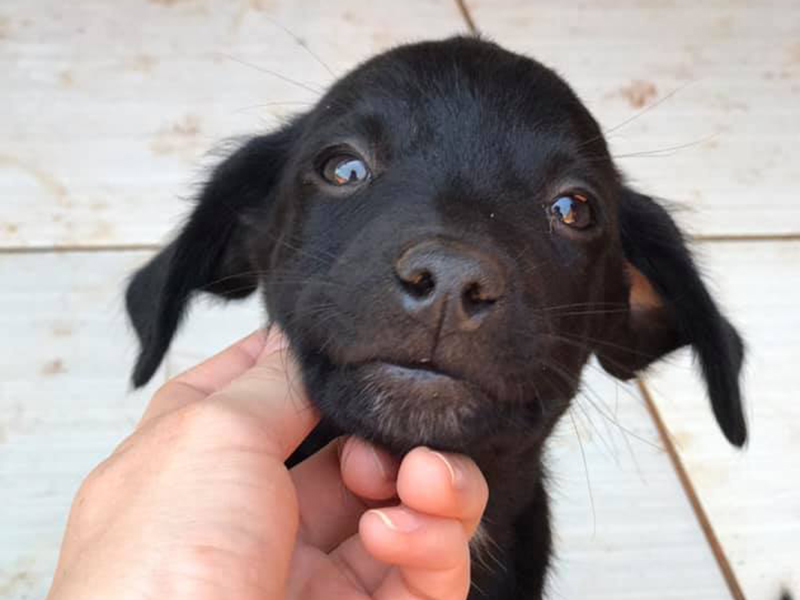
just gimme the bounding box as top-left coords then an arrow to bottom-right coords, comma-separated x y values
321,155 -> 370,186
549,192 -> 593,229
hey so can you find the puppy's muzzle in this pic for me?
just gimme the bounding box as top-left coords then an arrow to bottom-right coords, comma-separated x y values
394,240 -> 506,335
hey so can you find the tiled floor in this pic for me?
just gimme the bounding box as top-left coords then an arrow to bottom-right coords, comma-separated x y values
1,1 -> 797,598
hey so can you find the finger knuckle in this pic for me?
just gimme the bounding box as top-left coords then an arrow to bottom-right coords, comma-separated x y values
76,457 -> 116,506
165,398 -> 261,447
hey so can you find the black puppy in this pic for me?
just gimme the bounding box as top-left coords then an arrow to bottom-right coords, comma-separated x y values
126,36 -> 746,599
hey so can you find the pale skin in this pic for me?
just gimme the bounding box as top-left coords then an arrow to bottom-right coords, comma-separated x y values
47,329 -> 489,600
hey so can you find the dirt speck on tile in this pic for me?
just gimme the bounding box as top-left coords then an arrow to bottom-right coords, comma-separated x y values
713,15 -> 735,36
52,323 -> 73,337
41,358 -> 67,376
786,41 -> 800,65
0,569 -> 34,597
130,53 -> 158,72
0,154 -> 70,206
89,219 -> 116,241
149,0 -> 193,6
150,114 -> 203,157
618,80 -> 658,109
59,70 -> 75,87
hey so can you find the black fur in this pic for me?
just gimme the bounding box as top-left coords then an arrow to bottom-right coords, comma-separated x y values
596,189 -> 746,445
125,37 -> 746,598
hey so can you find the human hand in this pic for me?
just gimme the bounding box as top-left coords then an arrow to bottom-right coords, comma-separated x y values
47,329 -> 489,600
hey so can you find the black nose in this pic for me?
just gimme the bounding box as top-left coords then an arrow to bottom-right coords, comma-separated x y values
394,241 -> 506,334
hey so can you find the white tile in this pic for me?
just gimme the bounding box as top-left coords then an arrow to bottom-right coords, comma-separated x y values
0,0 -> 467,248
464,0 -> 800,237
643,241 -> 800,598
0,251 -> 165,599
546,365 -> 729,599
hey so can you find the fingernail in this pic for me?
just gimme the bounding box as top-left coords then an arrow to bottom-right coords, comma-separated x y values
430,450 -> 462,489
369,509 -> 420,532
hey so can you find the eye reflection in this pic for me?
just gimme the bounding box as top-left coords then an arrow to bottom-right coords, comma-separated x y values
322,155 -> 369,186
550,193 -> 592,229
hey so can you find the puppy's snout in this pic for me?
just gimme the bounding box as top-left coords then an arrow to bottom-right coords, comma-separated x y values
394,241 -> 506,333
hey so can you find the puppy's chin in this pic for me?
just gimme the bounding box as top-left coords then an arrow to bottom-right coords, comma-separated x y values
306,357 -> 512,454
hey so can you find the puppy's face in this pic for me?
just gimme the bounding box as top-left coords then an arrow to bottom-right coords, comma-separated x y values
126,38 -> 747,455
258,42 -> 625,451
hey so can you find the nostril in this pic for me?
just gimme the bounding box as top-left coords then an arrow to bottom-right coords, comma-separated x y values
394,241 -> 506,332
461,281 -> 497,317
401,269 -> 436,299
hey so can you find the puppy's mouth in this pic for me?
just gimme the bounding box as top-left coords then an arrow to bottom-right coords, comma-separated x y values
358,358 -> 492,400
367,359 -> 464,381
328,357 -> 500,452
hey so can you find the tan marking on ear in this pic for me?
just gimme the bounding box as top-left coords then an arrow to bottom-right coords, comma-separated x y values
625,261 -> 663,310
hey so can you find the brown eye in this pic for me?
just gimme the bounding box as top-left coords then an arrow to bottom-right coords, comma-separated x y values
321,155 -> 370,186
550,192 -> 592,229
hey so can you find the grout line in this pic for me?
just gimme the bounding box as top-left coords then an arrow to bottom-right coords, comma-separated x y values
454,0 -> 479,35
0,243 -> 161,255
637,379 -> 747,600
0,232 -> 797,257
692,233 -> 800,243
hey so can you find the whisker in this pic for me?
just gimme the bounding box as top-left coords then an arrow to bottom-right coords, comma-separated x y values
612,131 -> 721,159
265,232 -> 342,264
574,392 -> 619,463
542,308 -> 631,318
533,301 -> 628,313
233,100 -> 318,115
541,330 -> 662,361
540,358 -> 620,459
264,17 -> 338,79
567,408 -> 596,536
581,379 -> 665,452
579,362 -> 665,458
601,83 -> 692,141
578,81 -> 692,150
222,53 -> 326,95
470,579 -> 488,598
619,411 -> 648,483
196,268 -> 349,295
542,356 -> 665,453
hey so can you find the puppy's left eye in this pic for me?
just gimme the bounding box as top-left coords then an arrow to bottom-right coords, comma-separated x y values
549,193 -> 592,229
321,155 -> 370,186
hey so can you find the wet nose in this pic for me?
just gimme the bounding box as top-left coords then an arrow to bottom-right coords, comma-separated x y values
394,241 -> 506,334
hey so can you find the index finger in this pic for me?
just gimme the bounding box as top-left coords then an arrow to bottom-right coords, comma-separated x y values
140,327 -> 282,425
143,326 -> 319,460
205,335 -> 319,459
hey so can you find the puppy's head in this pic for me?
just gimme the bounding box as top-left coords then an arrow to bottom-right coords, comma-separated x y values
127,37 -> 746,453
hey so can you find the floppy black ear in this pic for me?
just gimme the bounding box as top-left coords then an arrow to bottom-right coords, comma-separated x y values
125,124 -> 298,387
597,188 -> 747,447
